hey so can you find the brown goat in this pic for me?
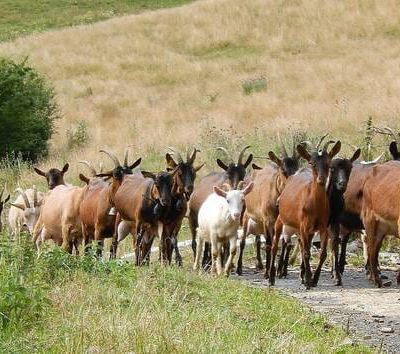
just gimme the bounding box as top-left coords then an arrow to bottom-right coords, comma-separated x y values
188,146 -> 253,266
79,152 -> 141,258
237,142 -> 300,277
270,140 -> 341,289
338,143 -> 400,274
361,160 -> 400,287
34,163 -> 69,190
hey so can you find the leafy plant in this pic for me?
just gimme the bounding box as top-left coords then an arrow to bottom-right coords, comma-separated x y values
0,57 -> 59,162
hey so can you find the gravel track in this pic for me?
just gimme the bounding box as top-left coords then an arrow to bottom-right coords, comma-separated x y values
232,266 -> 400,353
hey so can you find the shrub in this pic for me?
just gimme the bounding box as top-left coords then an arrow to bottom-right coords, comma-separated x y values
241,75 -> 267,95
66,120 -> 90,150
0,57 -> 59,162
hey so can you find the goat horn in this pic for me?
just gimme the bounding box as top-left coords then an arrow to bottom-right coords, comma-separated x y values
15,188 -> 30,208
123,148 -> 129,167
360,152 -> 385,165
167,147 -> 183,164
78,160 -> 97,177
316,133 -> 329,150
216,147 -> 234,163
278,133 -> 288,158
323,140 -> 336,152
100,149 -> 121,167
238,145 -> 251,165
33,185 -> 38,208
300,140 -> 314,150
188,147 -> 198,164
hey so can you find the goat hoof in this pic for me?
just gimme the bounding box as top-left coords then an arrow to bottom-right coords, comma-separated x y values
335,280 -> 343,286
256,264 -> 264,271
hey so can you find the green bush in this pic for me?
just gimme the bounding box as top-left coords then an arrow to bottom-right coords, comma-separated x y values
0,57 -> 59,162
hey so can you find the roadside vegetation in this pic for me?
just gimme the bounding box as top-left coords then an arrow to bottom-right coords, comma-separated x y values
0,233 -> 369,353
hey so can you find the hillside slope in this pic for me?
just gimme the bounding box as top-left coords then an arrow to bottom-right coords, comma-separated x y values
1,0 -> 400,172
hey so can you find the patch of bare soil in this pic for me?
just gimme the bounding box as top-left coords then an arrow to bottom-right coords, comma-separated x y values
233,266 -> 400,353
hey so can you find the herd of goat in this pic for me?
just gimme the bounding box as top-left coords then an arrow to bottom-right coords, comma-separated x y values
1,134 -> 400,290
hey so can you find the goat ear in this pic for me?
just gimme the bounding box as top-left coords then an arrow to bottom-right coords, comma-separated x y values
129,158 -> 142,170
79,173 -> 90,184
390,141 -> 399,160
243,154 -> 253,168
165,154 -> 177,168
62,163 -> 69,174
216,159 -> 229,171
350,148 -> 361,163
213,186 -> 227,198
142,171 -> 156,180
194,163 -> 205,172
242,181 -> 254,196
11,203 -> 25,211
252,163 -> 262,170
4,194 -> 10,203
296,144 -> 311,162
34,167 -> 46,177
268,151 -> 282,167
329,141 -> 341,159
96,171 -> 113,178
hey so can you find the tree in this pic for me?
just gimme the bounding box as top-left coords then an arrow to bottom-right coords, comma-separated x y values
0,57 -> 58,161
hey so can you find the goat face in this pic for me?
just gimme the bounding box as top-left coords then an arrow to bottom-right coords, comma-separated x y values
329,149 -> 361,192
216,146 -> 253,189
268,151 -> 299,178
214,182 -> 254,222
297,141 -> 341,186
166,148 -> 204,199
34,163 -> 69,190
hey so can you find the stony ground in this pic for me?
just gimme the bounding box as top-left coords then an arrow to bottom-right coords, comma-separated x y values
233,265 -> 400,353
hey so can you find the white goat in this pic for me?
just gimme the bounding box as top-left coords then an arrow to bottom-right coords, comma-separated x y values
9,187 -> 44,237
194,182 -> 254,276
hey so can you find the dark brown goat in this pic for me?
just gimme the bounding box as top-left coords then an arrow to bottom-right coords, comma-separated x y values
270,140 -> 341,289
34,163 -> 69,190
160,147 -> 204,265
111,168 -> 178,265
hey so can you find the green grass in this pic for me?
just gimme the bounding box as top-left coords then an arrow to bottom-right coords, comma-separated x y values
0,233 -> 370,353
0,0 -> 195,42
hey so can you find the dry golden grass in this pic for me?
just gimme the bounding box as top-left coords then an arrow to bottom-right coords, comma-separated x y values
1,0 -> 400,181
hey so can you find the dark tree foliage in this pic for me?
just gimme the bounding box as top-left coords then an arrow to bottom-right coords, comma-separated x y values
0,57 -> 58,162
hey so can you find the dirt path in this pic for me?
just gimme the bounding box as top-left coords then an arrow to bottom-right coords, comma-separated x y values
232,266 -> 400,353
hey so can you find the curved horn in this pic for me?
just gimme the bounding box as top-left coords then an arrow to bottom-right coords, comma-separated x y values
33,185 -> 38,207
316,133 -> 329,150
16,188 -> 30,208
168,147 -> 183,164
238,145 -> 251,165
99,149 -> 121,167
360,152 -> 385,165
278,133 -> 288,158
299,140 -> 314,150
123,148 -> 129,167
78,160 -> 97,177
323,140 -> 336,152
216,147 -> 234,162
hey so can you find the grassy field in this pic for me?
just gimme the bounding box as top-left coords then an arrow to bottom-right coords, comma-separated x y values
0,0 -> 400,190
0,234 -> 369,353
0,0 -> 195,42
